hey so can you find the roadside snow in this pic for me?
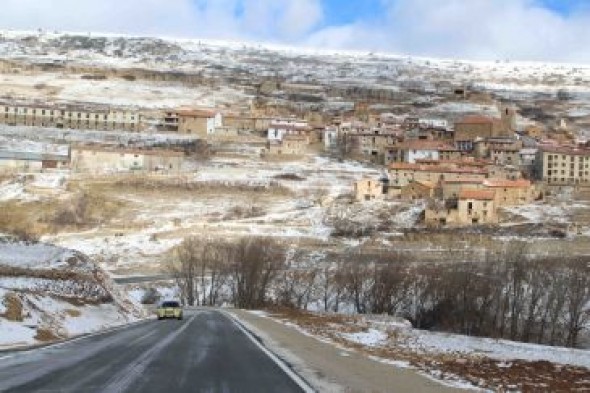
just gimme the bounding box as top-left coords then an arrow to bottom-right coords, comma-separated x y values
0,320 -> 37,348
341,329 -> 388,348
405,329 -> 590,369
62,303 -> 136,336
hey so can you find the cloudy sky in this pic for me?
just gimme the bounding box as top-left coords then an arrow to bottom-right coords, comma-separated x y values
1,0 -> 589,62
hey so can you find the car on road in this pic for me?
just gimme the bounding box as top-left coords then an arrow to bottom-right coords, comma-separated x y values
156,300 -> 183,320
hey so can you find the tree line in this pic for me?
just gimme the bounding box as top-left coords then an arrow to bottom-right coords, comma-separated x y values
167,238 -> 590,348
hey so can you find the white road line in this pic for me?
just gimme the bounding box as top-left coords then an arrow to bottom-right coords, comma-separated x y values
100,312 -> 198,393
225,311 -> 316,393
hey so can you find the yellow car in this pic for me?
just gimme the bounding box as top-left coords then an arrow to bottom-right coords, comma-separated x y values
156,300 -> 183,320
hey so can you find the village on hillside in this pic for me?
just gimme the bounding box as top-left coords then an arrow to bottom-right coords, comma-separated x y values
1,96 -> 588,232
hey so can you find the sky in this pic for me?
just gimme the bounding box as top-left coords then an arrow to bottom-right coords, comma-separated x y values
1,0 -> 590,63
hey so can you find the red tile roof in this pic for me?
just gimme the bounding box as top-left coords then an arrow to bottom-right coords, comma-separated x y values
459,189 -> 496,200
415,159 -> 490,167
483,179 -> 531,188
389,163 -> 488,175
539,144 -> 590,157
397,140 -> 457,151
443,178 -> 485,184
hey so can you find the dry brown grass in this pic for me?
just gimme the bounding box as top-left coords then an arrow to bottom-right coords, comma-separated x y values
49,191 -> 125,230
64,309 -> 82,317
78,175 -> 293,198
0,187 -> 125,239
35,328 -> 60,342
2,293 -> 23,322
0,200 -> 49,241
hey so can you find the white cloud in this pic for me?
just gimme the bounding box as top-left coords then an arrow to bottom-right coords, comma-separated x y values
239,0 -> 323,39
0,0 -> 323,42
305,0 -> 590,63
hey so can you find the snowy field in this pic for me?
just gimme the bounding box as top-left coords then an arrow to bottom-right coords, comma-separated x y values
28,154 -> 384,274
0,72 -> 247,109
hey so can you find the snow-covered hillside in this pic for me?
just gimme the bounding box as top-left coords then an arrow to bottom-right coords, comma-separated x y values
1,29 -> 590,101
0,236 -> 144,349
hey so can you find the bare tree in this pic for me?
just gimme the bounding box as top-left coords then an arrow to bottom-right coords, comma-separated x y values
564,258 -> 590,347
229,237 -> 285,309
167,237 -> 201,306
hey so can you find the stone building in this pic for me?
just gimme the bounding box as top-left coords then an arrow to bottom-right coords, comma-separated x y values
482,179 -> 536,207
354,179 -> 384,202
426,189 -> 497,227
535,144 -> 590,185
400,180 -> 437,200
388,163 -> 488,188
71,147 -> 184,173
264,135 -> 306,156
454,111 -> 513,151
0,102 -> 141,132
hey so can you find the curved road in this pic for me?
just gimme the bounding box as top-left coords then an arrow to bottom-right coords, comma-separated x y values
0,310 -> 307,393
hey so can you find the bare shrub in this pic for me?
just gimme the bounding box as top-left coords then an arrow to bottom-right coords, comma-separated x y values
223,205 -> 265,220
140,288 -> 160,305
229,237 -> 286,309
50,191 -> 122,229
52,192 -> 89,226
167,237 -> 232,306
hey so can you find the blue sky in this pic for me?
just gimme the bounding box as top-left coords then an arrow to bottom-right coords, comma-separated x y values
1,0 -> 590,62
317,0 -> 583,26
321,0 -> 384,25
538,0 -> 582,14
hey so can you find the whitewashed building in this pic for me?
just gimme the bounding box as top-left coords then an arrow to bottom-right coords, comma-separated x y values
267,119 -> 310,142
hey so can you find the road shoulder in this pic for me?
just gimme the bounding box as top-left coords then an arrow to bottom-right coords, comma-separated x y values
229,309 -> 466,393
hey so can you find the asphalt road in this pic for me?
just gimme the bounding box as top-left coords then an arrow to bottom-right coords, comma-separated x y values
0,310 -> 307,393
